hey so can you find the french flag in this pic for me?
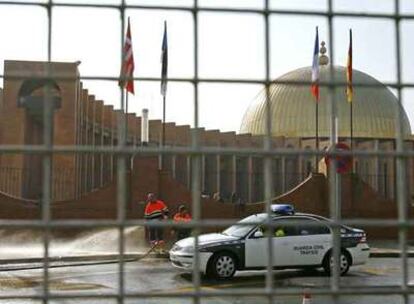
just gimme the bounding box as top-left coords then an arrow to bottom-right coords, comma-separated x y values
311,27 -> 319,102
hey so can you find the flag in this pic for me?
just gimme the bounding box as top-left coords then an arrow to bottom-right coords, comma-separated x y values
161,21 -> 168,97
119,17 -> 135,94
346,29 -> 353,103
311,27 -> 320,102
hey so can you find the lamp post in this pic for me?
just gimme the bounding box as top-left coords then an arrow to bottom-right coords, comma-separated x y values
141,108 -> 149,147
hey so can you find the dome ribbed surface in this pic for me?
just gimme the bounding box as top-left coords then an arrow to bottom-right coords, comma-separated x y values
240,66 -> 411,139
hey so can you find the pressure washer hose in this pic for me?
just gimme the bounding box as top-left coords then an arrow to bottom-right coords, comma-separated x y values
0,243 -> 162,272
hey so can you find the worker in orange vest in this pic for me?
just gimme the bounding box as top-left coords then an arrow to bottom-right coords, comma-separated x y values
172,205 -> 192,241
144,193 -> 169,251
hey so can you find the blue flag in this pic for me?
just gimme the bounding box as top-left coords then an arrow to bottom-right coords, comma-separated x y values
161,21 -> 168,97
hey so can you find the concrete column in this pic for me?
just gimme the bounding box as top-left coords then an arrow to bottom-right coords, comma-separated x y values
102,105 -> 113,186
74,82 -> 79,199
187,156 -> 191,189
201,155 -> 206,192
248,156 -> 253,203
110,113 -> 115,181
216,155 -> 221,194
86,97 -> 95,193
298,141 -> 304,180
281,156 -> 286,193
75,84 -> 83,199
133,116 -> 138,147
83,91 -> 89,195
91,99 -> 96,189
172,155 -> 176,179
76,84 -> 83,198
374,139 -> 380,191
232,155 -> 237,194
100,108 -> 104,187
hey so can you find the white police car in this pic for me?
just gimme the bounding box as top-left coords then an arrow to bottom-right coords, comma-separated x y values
169,205 -> 370,279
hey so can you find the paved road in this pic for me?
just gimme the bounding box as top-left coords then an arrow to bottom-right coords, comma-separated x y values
0,258 -> 413,304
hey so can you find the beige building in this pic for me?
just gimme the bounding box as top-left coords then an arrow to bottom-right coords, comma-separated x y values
240,50 -> 413,202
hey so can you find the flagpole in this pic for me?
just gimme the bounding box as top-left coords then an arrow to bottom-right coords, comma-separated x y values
160,20 -> 168,171
125,92 -> 130,171
125,90 -> 132,205
316,102 -> 319,173
347,28 -> 354,212
350,100 -> 353,151
119,15 -> 134,155
311,27 -> 320,173
347,28 -> 353,169
119,16 -> 135,207
126,91 -> 129,141
161,95 -> 166,170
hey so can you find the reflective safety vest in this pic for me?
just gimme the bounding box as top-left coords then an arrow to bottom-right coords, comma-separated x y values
173,213 -> 192,222
144,200 -> 168,220
275,228 -> 285,237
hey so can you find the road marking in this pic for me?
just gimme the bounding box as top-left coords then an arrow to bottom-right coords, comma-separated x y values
158,285 -> 232,304
359,266 -> 400,276
360,269 -> 386,276
0,275 -> 106,291
161,279 -> 266,294
24,268 -> 137,281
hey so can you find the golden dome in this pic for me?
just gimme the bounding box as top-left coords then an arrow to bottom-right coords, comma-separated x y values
240,66 -> 412,139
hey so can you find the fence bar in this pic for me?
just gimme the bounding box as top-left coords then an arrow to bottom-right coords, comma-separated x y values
192,2 -> 201,304
394,1 -> 410,303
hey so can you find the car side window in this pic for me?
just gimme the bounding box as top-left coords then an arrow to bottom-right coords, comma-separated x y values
271,219 -> 295,237
254,225 -> 272,237
251,217 -> 330,238
295,217 -> 330,236
253,221 -> 292,238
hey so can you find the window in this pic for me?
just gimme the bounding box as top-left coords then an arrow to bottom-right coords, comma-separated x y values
295,217 -> 331,235
273,217 -> 330,237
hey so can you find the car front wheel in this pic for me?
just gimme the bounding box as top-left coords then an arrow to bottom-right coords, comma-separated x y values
323,250 -> 351,276
208,252 -> 237,279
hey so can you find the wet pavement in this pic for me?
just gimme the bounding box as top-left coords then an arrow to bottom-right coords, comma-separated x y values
0,257 -> 412,304
1,228 -> 413,304
2,239 -> 414,265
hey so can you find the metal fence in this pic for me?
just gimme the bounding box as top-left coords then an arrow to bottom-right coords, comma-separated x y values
0,0 -> 413,303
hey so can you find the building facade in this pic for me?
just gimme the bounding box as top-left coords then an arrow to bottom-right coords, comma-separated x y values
0,58 -> 413,209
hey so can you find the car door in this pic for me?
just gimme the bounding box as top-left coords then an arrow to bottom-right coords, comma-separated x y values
244,228 -> 268,268
244,219 -> 291,268
281,217 -> 331,266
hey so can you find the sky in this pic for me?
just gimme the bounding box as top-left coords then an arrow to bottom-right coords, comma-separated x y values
1,0 -> 414,133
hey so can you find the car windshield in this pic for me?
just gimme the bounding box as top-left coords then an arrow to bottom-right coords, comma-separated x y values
222,214 -> 266,238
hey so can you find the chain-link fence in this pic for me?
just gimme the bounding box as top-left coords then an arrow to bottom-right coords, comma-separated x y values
0,0 -> 413,303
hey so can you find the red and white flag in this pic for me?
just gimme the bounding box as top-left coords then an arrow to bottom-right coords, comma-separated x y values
311,27 -> 319,102
119,18 -> 135,94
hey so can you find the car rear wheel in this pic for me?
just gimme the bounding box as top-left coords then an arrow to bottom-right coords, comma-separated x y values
323,250 -> 351,276
207,252 -> 237,279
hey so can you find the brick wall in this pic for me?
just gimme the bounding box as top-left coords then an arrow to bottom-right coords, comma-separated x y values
0,157 -> 411,239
